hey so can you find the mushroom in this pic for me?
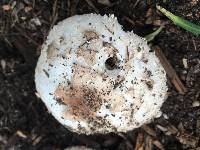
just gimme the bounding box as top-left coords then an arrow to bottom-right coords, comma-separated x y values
35,14 -> 168,134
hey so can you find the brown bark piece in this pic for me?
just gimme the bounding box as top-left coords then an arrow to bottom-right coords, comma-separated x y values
153,46 -> 187,95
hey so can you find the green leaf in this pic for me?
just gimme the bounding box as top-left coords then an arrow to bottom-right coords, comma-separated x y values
156,5 -> 200,35
145,26 -> 164,42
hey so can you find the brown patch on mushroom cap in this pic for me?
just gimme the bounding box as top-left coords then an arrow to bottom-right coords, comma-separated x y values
54,85 -> 103,121
103,42 -> 119,56
76,48 -> 97,65
84,30 -> 99,41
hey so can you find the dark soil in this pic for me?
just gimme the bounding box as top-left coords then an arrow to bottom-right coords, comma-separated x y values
0,0 -> 200,150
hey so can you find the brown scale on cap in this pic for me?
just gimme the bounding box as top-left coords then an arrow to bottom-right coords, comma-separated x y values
54,64 -> 103,121
54,85 -> 103,121
84,30 -> 99,41
103,42 -> 119,55
76,48 -> 97,65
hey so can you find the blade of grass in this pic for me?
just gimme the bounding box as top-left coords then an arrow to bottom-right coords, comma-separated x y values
156,5 -> 200,35
145,26 -> 164,42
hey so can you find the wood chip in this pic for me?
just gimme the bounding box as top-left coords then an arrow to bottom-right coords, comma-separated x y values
35,92 -> 41,98
167,125 -> 178,135
1,59 -> 6,70
153,140 -> 165,150
16,130 -> 27,139
176,132 -> 199,147
135,133 -> 144,150
182,58 -> 188,69
153,46 -> 187,94
156,125 -> 167,132
32,136 -> 42,146
24,6 -> 33,12
144,135 -> 153,150
142,125 -> 156,137
2,4 -> 11,11
192,101 -> 200,107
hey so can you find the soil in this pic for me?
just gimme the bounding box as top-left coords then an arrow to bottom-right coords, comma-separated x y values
0,0 -> 200,150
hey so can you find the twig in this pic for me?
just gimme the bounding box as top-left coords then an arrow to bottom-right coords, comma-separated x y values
142,125 -> 156,137
152,140 -> 165,150
192,37 -> 197,51
85,0 -> 99,13
133,0 -> 140,8
135,132 -> 144,150
153,46 -> 187,94
140,125 -> 165,150
50,0 -> 58,29
144,135 -> 153,150
123,16 -> 135,26
140,127 -> 165,150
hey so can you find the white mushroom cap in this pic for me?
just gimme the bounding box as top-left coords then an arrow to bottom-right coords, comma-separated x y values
35,14 -> 168,134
